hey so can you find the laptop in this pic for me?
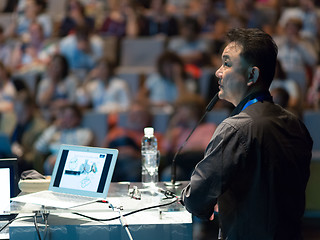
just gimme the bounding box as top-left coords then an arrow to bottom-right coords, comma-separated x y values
0,158 -> 19,220
11,145 -> 118,209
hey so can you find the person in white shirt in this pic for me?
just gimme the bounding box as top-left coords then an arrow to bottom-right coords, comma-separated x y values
76,57 -> 131,113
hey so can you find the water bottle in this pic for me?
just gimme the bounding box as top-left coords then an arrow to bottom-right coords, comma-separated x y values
141,127 -> 159,188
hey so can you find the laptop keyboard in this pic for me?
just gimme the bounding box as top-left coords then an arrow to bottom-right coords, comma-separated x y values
16,191 -> 99,209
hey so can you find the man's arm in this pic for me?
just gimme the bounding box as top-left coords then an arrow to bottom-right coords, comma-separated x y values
181,121 -> 248,219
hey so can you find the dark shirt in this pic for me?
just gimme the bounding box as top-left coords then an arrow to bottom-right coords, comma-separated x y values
181,91 -> 313,240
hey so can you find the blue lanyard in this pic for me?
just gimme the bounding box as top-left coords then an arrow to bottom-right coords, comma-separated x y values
241,94 -> 269,111
242,98 -> 259,111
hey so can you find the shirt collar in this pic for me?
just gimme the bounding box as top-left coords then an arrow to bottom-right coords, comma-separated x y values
230,90 -> 273,117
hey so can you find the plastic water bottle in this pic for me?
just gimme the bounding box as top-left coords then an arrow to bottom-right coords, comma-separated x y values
141,127 -> 159,188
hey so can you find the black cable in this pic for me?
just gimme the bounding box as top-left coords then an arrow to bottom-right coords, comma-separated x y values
33,213 -> 42,240
42,212 -> 49,240
0,215 -> 36,233
72,198 -> 179,222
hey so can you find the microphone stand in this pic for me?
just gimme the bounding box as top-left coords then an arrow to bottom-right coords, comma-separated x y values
165,93 -> 220,188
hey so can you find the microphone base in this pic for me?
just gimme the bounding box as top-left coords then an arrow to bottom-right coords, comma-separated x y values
164,181 -> 182,188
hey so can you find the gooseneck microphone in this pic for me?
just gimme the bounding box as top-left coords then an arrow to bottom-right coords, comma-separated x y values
165,93 -> 220,187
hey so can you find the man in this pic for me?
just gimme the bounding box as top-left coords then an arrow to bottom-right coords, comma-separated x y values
181,28 -> 313,239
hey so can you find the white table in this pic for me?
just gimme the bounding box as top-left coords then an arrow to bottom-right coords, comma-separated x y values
9,182 -> 192,240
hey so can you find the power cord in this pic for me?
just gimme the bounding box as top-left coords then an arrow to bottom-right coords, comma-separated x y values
109,204 -> 134,240
72,198 -> 179,222
0,215 -> 35,233
33,210 -> 50,240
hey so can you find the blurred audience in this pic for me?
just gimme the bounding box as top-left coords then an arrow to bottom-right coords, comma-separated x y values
76,57 -> 131,113
59,0 -> 95,37
99,0 -> 144,38
10,90 -> 47,175
168,16 -> 209,67
59,25 -> 104,78
307,66 -> 320,110
141,0 -> 179,36
102,100 -> 162,181
269,60 -> 302,117
0,26 -> 12,68
0,62 -> 16,113
279,0 -> 319,41
139,51 -> 197,110
161,94 -> 217,180
274,17 -> 318,96
7,0 -> 52,39
36,54 -> 78,120
35,104 -> 93,174
0,0 -> 319,183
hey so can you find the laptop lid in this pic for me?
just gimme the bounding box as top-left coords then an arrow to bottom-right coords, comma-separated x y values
49,145 -> 118,199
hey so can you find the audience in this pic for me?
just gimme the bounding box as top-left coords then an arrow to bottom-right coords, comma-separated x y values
139,51 -> 197,110
59,0 -> 95,38
274,17 -> 318,96
168,16 -> 209,67
76,57 -> 131,113
36,54 -> 78,120
10,90 -> 47,175
7,0 -> 52,39
35,104 -> 93,174
0,0 -> 319,192
141,0 -> 179,36
102,100 -> 161,182
161,94 -> 217,180
59,25 -> 104,78
269,60 -> 302,117
0,26 -> 12,68
99,0 -> 144,38
0,62 -> 16,113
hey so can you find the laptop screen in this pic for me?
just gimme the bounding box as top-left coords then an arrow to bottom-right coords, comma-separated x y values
0,168 -> 10,215
50,145 -> 118,198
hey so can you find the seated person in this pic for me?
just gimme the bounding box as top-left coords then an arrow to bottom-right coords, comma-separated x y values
34,104 -> 93,174
59,25 -> 104,78
76,57 -> 131,113
139,51 -> 197,111
36,54 -> 78,121
59,0 -> 95,37
168,16 -> 209,67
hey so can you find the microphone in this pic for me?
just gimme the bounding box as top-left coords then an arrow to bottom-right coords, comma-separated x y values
206,92 -> 220,112
165,93 -> 220,187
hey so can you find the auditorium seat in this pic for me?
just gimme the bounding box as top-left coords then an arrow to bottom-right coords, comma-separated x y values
119,36 -> 166,67
303,110 -> 320,152
81,111 -> 108,147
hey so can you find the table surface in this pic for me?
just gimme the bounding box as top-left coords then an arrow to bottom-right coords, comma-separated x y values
8,182 -> 193,240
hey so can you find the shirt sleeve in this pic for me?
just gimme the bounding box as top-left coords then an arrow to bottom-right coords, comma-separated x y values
181,120 -> 248,219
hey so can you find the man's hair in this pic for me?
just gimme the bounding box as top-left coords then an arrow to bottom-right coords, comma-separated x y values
226,28 -> 278,88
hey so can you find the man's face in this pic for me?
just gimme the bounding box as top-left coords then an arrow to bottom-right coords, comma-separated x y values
215,42 -> 250,106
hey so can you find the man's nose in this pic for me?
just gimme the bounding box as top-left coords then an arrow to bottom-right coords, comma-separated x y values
215,66 -> 222,79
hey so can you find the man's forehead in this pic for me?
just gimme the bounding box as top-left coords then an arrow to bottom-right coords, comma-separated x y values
222,42 -> 243,58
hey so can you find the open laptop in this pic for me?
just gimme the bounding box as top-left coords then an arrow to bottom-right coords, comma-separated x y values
0,158 -> 19,220
11,145 -> 118,209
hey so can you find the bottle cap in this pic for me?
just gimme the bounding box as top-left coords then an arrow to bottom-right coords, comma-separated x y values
144,127 -> 154,137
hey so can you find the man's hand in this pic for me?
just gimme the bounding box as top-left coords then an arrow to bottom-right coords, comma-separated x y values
210,204 -> 219,221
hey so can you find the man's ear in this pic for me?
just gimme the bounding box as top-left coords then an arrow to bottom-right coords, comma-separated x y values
247,66 -> 260,86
